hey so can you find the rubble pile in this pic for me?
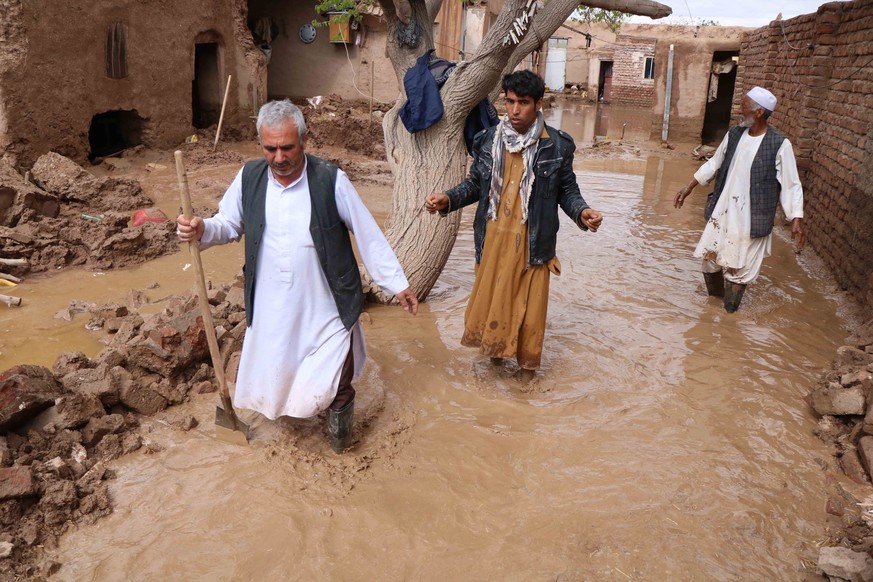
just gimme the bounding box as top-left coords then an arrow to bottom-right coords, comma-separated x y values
0,152 -> 176,276
301,94 -> 389,160
0,276 -> 249,579
809,318 -> 873,581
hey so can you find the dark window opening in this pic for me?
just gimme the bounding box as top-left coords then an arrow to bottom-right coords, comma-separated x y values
598,61 -> 613,102
88,110 -> 143,161
193,42 -> 221,129
644,57 -> 655,79
106,22 -> 128,79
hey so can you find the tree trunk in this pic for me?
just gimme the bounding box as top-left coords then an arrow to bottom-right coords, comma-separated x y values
366,106 -> 468,302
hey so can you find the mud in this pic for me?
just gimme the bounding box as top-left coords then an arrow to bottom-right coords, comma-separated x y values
0,96 -> 869,579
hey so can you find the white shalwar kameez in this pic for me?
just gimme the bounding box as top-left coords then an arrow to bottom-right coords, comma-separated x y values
198,161 -> 409,419
692,130 -> 804,284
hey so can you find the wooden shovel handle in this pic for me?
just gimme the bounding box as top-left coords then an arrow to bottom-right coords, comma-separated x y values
174,150 -> 241,430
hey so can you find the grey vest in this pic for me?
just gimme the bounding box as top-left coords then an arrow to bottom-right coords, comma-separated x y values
705,125 -> 786,238
240,155 -> 364,330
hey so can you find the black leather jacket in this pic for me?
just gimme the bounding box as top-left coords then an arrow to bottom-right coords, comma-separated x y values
443,124 -> 590,265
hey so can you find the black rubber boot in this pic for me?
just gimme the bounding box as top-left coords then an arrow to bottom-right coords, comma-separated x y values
703,272 -> 725,297
723,281 -> 747,313
328,398 -> 354,453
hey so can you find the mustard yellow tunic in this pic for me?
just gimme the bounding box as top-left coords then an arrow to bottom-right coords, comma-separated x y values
461,144 -> 559,370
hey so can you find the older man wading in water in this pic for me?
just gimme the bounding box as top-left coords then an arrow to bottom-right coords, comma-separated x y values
177,100 -> 418,452
674,86 -> 805,313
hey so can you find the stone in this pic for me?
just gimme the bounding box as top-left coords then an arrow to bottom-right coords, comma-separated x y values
126,310 -> 209,376
843,370 -> 873,387
225,286 -> 245,310
858,437 -> 873,482
54,393 -> 106,429
0,438 -> 10,467
119,381 -> 167,416
80,414 -> 125,447
810,385 -> 866,416
44,457 -> 71,479
836,346 -> 873,369
60,365 -> 119,407
0,466 -> 36,500
120,433 -> 142,455
0,541 -> 12,558
850,319 -> 873,349
91,304 -> 128,319
842,448 -> 873,485
164,413 -> 198,432
818,546 -> 873,581
51,352 -> 92,376
0,365 -> 63,432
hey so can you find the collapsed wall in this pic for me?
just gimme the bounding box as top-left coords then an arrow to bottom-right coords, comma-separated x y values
0,0 -> 266,171
734,0 -> 873,310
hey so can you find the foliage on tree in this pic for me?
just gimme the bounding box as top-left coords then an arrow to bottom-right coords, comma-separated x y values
572,7 -> 630,33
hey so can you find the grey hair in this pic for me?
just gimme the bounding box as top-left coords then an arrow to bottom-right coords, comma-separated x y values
256,100 -> 307,139
748,98 -> 773,120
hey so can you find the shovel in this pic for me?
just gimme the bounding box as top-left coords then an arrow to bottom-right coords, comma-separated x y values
174,150 -> 250,444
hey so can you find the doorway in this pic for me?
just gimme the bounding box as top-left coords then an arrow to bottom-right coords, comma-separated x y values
88,110 -> 144,161
193,42 -> 221,129
701,51 -> 739,145
598,61 -> 613,102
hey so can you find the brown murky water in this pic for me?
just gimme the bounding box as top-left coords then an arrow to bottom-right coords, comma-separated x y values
2,106 -> 858,579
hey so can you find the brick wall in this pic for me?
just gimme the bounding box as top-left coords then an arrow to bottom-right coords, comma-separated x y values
610,36 -> 656,106
735,0 -> 873,309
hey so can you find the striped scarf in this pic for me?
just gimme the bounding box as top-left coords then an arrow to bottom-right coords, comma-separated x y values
487,110 -> 544,224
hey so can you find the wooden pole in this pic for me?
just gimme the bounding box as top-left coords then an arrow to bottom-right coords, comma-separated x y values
174,150 -> 244,434
0,258 -> 26,266
0,294 -> 21,307
0,273 -> 21,284
369,62 -> 374,119
212,75 -> 232,152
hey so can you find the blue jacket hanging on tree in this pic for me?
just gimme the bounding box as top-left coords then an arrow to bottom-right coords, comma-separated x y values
399,49 -> 499,154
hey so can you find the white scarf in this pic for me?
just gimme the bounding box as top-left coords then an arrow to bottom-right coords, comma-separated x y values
487,110 -> 544,224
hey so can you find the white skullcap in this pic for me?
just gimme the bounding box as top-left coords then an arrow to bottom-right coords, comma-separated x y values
747,86 -> 777,111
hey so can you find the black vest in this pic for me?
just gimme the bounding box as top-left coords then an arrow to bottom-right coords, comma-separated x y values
240,155 -> 364,330
705,125 -> 786,238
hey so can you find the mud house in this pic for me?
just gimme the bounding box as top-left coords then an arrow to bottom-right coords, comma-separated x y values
552,21 -> 751,145
0,0 -> 267,171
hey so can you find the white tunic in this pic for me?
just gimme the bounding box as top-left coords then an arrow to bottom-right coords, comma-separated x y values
199,161 -> 409,419
692,130 -> 804,284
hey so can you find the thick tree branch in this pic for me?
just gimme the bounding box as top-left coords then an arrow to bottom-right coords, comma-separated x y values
426,0 -> 443,22
580,0 -> 671,18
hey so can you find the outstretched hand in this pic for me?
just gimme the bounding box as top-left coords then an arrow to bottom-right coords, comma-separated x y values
580,208 -> 603,232
674,178 -> 699,209
395,288 -> 419,315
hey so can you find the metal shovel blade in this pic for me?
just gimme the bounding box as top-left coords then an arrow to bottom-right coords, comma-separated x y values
215,405 -> 251,445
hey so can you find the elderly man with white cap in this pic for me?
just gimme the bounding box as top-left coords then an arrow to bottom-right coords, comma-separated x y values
673,86 -> 805,313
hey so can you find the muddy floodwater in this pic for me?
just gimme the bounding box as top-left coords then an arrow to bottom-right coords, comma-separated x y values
1,105 -> 858,579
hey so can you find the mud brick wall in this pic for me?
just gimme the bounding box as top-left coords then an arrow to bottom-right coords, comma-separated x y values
735,0 -> 873,309
0,0 -> 265,170
610,36 -> 657,107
